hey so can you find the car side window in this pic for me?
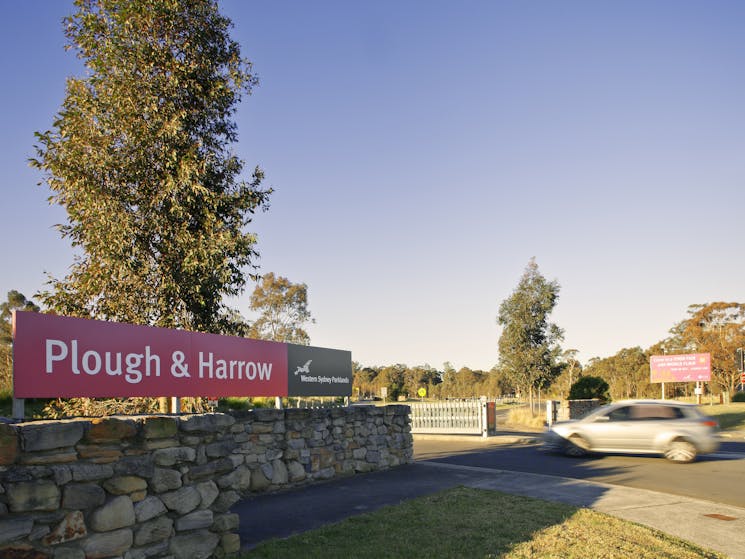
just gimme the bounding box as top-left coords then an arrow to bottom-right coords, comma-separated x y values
606,406 -> 631,422
629,405 -> 683,420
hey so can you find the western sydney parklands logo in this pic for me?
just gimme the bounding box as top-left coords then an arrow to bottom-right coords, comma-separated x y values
294,359 -> 349,386
287,345 -> 352,397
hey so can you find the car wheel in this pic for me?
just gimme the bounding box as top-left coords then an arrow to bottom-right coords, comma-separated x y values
664,439 -> 697,463
564,434 -> 590,457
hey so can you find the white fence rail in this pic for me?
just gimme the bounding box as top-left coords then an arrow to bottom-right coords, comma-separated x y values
409,399 -> 497,437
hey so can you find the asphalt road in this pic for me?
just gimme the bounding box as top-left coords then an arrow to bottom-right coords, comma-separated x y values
414,435 -> 745,508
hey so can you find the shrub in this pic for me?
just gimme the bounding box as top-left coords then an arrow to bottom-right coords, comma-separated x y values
733,392 -> 745,403
569,376 -> 610,402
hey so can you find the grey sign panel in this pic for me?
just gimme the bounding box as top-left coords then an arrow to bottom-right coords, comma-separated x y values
287,344 -> 352,397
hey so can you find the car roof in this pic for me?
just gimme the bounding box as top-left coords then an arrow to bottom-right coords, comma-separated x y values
610,399 -> 696,407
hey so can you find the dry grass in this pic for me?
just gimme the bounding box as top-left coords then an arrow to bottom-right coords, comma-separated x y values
506,406 -> 547,430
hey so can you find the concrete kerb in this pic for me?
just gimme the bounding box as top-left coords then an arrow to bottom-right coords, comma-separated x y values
413,432 -> 541,444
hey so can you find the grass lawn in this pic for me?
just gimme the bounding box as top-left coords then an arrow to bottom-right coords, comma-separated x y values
242,487 -> 724,559
700,402 -> 745,431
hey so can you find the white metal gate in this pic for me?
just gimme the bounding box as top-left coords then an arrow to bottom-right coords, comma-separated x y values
409,399 -> 496,437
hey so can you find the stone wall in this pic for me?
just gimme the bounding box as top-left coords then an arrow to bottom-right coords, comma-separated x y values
558,399 -> 603,421
0,405 -> 412,558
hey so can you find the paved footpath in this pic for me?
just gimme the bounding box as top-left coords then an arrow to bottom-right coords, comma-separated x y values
233,435 -> 745,558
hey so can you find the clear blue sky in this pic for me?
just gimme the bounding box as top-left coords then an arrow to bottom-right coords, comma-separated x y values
2,1 -> 744,371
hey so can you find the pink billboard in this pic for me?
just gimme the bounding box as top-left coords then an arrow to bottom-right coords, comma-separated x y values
12,311 -> 289,398
649,353 -> 711,383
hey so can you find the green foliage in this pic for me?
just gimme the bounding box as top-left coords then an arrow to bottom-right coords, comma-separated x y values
30,0 -> 269,334
733,392 -> 745,403
580,347 -> 651,400
497,258 -> 564,398
352,362 -> 510,400
568,376 -> 610,401
0,291 -> 40,394
664,302 -> 745,396
247,273 -> 313,344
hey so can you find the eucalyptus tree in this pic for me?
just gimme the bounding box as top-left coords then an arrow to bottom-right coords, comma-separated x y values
497,259 -> 564,409
247,273 -> 314,345
31,0 -> 269,334
0,291 -> 40,392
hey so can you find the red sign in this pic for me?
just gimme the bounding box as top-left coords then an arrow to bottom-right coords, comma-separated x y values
649,353 -> 711,383
12,311 -> 288,398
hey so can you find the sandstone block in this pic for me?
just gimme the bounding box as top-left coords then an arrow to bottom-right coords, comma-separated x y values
81,528 -> 132,559
90,495 -> 135,532
186,457 -> 233,480
53,548 -> 85,559
75,445 -> 122,463
174,509 -> 212,531
0,517 -> 33,543
270,459 -> 288,485
21,450 -> 78,465
62,483 -> 105,510
212,513 -> 239,533
160,486 -> 200,515
134,496 -> 166,523
211,490 -> 240,513
193,481 -> 217,511
21,421 -> 84,452
179,413 -> 234,433
217,465 -> 251,492
205,440 -> 235,458
113,455 -> 155,477
7,480 -> 60,512
221,533 -> 241,554
150,467 -> 182,493
85,418 -> 137,443
69,463 -> 114,482
142,416 -> 178,439
287,460 -> 306,482
153,446 -> 196,467
134,515 -> 173,546
103,475 -> 147,495
169,529 -> 219,559
42,511 -> 86,546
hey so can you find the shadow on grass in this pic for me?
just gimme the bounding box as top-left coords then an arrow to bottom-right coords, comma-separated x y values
714,411 -> 745,430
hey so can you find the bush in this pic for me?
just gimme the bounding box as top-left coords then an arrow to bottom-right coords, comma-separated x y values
733,392 -> 745,403
569,376 -> 610,402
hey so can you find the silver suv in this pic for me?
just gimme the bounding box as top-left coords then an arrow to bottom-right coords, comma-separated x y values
543,400 -> 720,463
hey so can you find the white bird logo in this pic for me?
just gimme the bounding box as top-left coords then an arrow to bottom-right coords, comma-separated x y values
294,360 -> 312,375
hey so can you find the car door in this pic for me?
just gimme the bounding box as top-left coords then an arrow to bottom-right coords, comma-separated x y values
580,405 -> 634,451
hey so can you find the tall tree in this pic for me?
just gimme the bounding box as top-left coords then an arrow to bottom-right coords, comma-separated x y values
247,273 -> 314,345
497,258 -> 564,408
0,291 -> 40,393
31,0 -> 270,334
667,302 -> 745,396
